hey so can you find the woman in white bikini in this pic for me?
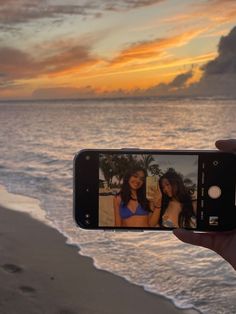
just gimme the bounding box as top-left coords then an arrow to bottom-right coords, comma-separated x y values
158,170 -> 196,229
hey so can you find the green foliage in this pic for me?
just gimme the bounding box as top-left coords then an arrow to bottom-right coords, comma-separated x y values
100,154 -> 162,188
99,155 -> 196,194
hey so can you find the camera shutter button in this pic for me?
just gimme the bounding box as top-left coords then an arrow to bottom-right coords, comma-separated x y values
208,186 -> 221,199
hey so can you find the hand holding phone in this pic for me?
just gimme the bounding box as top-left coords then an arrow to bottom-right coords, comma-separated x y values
174,139 -> 236,271
153,181 -> 162,209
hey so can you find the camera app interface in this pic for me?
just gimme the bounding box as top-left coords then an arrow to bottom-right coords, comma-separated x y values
99,153 -> 198,229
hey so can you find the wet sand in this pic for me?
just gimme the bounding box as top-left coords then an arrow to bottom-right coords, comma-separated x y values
0,203 -> 199,313
99,194 -> 114,226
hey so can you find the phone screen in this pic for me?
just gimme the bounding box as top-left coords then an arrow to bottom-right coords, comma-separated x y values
146,176 -> 159,200
74,150 -> 236,231
98,153 -> 198,229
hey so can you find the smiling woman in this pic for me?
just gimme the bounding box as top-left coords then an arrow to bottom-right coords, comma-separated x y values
113,167 -> 161,227
159,170 -> 196,229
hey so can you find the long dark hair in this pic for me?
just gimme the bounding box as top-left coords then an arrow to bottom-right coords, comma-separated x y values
159,170 -> 195,228
119,167 -> 150,212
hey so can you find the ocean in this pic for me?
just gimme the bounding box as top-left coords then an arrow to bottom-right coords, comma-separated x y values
0,97 -> 236,313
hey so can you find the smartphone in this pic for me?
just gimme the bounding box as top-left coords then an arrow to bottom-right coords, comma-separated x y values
146,176 -> 159,200
74,149 -> 236,231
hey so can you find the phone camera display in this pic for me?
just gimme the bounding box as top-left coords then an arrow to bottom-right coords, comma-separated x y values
85,155 -> 90,161
98,153 -> 198,229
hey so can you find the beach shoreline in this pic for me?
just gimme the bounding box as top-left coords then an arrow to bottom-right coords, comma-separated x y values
0,201 -> 200,314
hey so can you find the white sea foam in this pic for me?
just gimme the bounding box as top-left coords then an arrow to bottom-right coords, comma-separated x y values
0,184 -> 51,225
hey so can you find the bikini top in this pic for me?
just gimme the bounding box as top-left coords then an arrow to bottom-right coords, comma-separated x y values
162,215 -> 196,228
162,218 -> 177,228
119,201 -> 149,219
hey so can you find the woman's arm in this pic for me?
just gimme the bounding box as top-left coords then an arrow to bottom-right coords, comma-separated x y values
148,206 -> 161,227
148,183 -> 162,227
113,195 -> 122,227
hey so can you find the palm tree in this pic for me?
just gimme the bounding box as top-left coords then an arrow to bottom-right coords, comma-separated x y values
184,177 -> 197,195
139,154 -> 154,171
100,155 -> 115,188
149,164 -> 163,176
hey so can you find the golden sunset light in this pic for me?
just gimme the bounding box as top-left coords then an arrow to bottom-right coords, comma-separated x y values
0,0 -> 236,99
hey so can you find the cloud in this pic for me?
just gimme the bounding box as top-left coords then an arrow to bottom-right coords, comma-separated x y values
0,47 -> 36,81
169,71 -> 193,88
101,0 -> 164,11
203,27 -> 236,75
91,25 -> 236,99
29,22 -> 236,101
150,26 -> 236,97
110,29 -> 205,67
32,86 -> 97,99
31,25 -> 236,99
185,26 -> 236,96
140,70 -> 193,96
0,0 -> 164,26
161,1 -> 236,31
0,26 -> 206,91
0,42 -> 98,85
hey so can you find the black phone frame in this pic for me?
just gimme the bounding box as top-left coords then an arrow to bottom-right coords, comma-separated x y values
74,149 -> 236,232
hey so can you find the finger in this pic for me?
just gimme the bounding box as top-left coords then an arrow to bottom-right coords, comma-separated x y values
149,186 -> 155,193
215,139 -> 236,152
173,229 -> 215,250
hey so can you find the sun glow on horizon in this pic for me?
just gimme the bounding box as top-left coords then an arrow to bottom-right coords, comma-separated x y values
0,0 -> 236,99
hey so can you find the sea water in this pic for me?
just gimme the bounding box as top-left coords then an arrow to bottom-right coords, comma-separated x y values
0,98 -> 236,314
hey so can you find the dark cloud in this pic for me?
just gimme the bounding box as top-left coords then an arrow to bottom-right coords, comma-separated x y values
0,44 -> 97,83
169,71 -> 193,88
101,0 -> 164,11
145,26 -> 236,97
0,0 -> 164,26
185,26 -> 236,97
0,1 -> 91,24
202,26 -> 236,75
0,47 -> 36,79
140,70 -> 193,96
32,86 -> 96,99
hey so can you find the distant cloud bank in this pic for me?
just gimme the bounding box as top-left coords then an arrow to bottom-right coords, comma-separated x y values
32,26 -> 236,99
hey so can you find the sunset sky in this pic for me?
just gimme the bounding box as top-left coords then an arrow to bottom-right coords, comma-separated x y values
0,0 -> 236,99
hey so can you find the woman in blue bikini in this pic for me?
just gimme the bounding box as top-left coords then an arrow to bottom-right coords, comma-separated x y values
113,167 -> 161,227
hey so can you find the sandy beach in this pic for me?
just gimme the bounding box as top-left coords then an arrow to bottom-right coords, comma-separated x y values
99,194 -> 114,226
0,203 -> 200,314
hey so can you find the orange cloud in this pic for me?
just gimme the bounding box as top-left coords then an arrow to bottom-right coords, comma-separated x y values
28,23 -> 236,99
0,43 -> 99,84
110,28 -> 207,67
7,29 -> 205,86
